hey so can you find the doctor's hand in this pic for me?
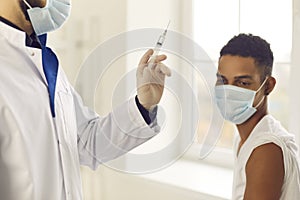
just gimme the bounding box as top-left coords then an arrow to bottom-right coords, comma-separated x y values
137,49 -> 172,110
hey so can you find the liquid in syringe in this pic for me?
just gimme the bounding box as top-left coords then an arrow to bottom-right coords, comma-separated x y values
149,20 -> 170,69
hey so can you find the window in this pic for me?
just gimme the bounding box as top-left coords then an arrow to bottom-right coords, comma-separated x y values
193,0 -> 292,150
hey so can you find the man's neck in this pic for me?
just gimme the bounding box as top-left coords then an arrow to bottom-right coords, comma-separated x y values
236,105 -> 268,144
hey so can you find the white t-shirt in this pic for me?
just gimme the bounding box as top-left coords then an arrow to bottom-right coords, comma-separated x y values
232,115 -> 300,200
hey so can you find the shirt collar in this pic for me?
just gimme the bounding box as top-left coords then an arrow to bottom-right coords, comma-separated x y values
0,16 -> 42,49
27,33 -> 42,49
250,114 -> 273,135
0,16 -> 23,31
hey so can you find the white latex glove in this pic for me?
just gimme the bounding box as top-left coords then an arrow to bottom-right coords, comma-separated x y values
137,49 -> 172,110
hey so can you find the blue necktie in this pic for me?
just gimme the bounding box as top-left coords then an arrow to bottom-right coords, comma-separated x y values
38,34 -> 59,117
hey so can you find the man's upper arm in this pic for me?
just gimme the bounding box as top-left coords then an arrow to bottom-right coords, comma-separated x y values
244,143 -> 284,200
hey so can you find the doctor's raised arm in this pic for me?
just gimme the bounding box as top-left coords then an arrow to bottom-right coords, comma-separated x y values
0,0 -> 171,200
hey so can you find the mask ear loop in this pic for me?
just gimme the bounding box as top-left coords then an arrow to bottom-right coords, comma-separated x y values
254,95 -> 265,109
256,77 -> 269,92
254,77 -> 269,109
22,0 -> 33,9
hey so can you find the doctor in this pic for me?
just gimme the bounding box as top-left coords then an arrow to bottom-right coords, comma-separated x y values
0,0 -> 171,200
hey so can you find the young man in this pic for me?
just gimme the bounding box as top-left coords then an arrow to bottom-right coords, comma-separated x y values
215,33 -> 300,199
0,0 -> 171,199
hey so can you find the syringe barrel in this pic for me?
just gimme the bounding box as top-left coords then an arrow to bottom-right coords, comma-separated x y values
148,26 -> 168,69
157,35 -> 165,46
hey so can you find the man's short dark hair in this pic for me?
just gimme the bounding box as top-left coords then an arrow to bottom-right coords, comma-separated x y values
220,33 -> 274,81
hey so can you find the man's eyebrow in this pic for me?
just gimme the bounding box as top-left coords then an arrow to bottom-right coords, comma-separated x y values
234,75 -> 253,80
216,73 -> 224,77
215,73 -> 254,80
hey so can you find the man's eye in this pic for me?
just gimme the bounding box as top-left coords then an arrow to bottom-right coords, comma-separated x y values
237,81 -> 250,86
216,77 -> 226,85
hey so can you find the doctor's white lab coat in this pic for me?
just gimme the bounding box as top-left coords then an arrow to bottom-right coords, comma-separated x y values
0,21 -> 159,200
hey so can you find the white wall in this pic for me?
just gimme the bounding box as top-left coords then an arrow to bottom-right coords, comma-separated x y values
290,0 -> 300,150
97,164 -> 229,200
48,0 -> 127,85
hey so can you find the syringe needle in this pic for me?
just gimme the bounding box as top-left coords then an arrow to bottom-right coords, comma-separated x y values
165,20 -> 171,32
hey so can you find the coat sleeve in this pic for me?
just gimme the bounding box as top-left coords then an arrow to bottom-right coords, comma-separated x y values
71,87 -> 160,170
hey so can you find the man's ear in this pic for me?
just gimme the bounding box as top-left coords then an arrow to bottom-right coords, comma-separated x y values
265,76 -> 276,95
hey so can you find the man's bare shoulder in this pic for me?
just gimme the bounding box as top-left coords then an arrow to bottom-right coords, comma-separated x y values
244,143 -> 284,200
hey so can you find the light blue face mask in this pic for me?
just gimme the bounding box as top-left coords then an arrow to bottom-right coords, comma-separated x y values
23,0 -> 71,36
214,78 -> 267,125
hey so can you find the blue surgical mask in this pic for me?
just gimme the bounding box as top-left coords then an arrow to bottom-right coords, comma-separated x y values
214,78 -> 267,124
23,0 -> 71,36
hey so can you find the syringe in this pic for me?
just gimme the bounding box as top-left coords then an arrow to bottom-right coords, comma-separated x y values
148,20 -> 170,69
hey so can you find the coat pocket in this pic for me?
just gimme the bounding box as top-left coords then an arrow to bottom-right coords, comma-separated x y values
57,87 -> 78,149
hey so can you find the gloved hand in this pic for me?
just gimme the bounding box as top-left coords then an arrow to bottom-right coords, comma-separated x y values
137,49 -> 172,110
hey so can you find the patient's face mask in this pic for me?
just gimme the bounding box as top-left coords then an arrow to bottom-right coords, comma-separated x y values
214,78 -> 268,125
22,0 -> 71,36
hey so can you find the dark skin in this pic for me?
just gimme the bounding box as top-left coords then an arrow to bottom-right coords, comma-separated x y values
217,55 -> 284,200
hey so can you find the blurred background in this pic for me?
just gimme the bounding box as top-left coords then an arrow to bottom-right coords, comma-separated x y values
47,0 -> 300,199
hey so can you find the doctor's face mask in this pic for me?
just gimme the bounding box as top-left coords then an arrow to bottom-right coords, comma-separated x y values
22,0 -> 71,36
